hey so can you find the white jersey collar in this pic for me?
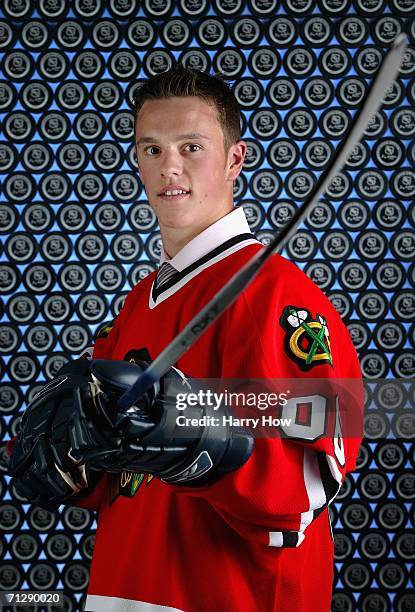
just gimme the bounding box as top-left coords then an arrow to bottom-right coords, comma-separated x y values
159,207 -> 252,272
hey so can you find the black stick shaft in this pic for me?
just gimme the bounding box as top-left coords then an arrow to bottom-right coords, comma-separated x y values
117,34 -> 407,410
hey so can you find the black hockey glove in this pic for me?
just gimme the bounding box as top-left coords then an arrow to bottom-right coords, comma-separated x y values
68,359 -> 254,487
8,359 -> 102,512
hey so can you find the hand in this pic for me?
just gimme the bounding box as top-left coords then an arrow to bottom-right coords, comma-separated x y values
69,359 -> 254,487
8,359 -> 102,511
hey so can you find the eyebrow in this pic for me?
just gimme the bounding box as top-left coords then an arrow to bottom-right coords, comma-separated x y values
136,133 -> 210,145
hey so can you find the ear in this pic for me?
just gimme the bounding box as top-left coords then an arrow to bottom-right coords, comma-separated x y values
226,141 -> 247,181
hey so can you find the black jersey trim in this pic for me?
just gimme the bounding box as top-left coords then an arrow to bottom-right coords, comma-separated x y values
152,233 -> 255,302
317,452 -> 341,503
282,531 -> 299,548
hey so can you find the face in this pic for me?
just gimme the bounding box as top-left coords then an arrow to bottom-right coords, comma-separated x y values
135,96 -> 246,238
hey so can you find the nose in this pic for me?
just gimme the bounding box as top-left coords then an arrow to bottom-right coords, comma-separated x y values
160,148 -> 183,178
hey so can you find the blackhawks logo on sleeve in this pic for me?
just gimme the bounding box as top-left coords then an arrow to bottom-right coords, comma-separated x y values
280,306 -> 333,371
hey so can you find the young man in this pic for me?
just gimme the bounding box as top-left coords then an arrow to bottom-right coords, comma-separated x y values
8,68 -> 363,611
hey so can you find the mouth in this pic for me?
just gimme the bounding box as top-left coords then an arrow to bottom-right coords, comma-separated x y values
157,186 -> 191,201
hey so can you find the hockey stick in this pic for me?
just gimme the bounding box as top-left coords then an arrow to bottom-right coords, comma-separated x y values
117,33 -> 407,410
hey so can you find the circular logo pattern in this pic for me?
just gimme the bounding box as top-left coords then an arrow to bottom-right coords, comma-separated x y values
373,15 -> 403,45
320,108 -> 350,138
234,79 -> 263,108
284,47 -> 316,78
127,19 -> 156,48
196,19 -> 226,47
373,261 -> 405,292
354,45 -> 383,76
339,261 -> 370,291
286,232 -> 317,260
4,50 -> 34,81
286,169 -> 315,199
181,48 -> 210,72
320,231 -> 352,260
337,16 -> 368,46
240,201 -> 265,230
74,112 -> 105,142
0,325 -> 21,355
304,261 -> 335,290
250,170 -> 281,200
93,202 -> 124,232
0,9 -> 414,601
319,46 -> 351,76
57,203 -> 89,233
269,139 -> 299,170
267,78 -> 299,108
5,234 -> 36,263
57,142 -> 89,173
391,291 -> 415,322
23,264 -> 54,294
306,202 -> 335,230
361,352 -> 389,378
111,232 -> 143,262
77,293 -> 108,322
109,50 -> 140,81
94,263 -> 125,293
302,16 -> 333,46
249,109 -> 280,140
232,18 -> 261,47
25,324 -> 56,354
355,230 -> 388,260
267,17 -> 297,46
60,322 -> 91,352
347,321 -> 371,351
40,234 -> 72,263
338,77 -> 367,108
374,321 -> 405,351
390,230 -> 415,261
356,292 -> 388,322
72,50 -> 104,81
0,205 -> 17,234
328,291 -> 353,319
248,47 -> 279,78
302,77 -> 334,108
58,264 -> 90,293
268,201 -> 297,229
243,139 -> 265,170
214,48 -> 246,78
76,233 -> 107,262
128,203 -> 158,233
22,204 -> 53,233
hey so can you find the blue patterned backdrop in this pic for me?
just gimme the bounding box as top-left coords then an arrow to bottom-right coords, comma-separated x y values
0,0 -> 414,610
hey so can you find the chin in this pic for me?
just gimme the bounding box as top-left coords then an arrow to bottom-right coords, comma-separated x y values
157,207 -> 199,228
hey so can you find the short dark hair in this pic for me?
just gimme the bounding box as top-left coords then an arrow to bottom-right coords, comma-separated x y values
134,66 -> 242,152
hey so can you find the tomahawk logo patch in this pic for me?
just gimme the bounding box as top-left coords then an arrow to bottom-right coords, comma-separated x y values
120,471 -> 154,497
280,306 -> 333,371
95,317 -> 117,340
108,471 -> 154,506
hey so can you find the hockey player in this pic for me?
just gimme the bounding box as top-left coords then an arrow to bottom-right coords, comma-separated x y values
8,67 -> 363,612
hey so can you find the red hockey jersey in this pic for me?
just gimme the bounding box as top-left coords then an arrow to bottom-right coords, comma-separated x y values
78,216 -> 363,612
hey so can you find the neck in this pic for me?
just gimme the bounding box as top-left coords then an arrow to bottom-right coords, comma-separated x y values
161,209 -> 233,258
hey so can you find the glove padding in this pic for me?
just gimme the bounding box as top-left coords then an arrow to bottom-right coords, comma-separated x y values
69,359 -> 254,487
8,359 -> 102,511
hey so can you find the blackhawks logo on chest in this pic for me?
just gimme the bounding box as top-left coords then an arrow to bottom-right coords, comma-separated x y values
280,306 -> 333,371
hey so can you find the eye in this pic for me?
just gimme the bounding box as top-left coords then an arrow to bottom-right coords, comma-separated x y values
185,144 -> 201,152
144,145 -> 160,156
